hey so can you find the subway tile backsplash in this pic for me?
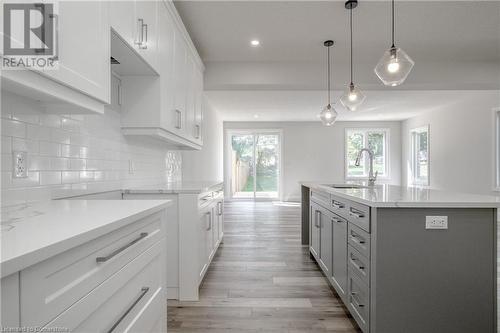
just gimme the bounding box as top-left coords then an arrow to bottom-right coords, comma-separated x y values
1,92 -> 182,205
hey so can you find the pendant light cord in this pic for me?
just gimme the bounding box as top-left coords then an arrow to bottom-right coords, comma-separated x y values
350,7 -> 353,85
391,0 -> 395,48
327,45 -> 331,104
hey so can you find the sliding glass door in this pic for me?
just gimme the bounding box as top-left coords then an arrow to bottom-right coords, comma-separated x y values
229,131 -> 281,200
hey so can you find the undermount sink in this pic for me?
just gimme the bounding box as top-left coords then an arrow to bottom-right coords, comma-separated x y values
322,184 -> 369,189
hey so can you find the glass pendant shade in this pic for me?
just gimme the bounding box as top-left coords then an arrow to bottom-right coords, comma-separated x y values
340,83 -> 366,111
319,104 -> 338,126
374,46 -> 414,86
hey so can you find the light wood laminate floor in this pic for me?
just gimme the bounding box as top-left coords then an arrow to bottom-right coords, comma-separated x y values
167,201 -> 361,333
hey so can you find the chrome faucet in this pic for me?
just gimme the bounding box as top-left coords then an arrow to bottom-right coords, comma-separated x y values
355,148 -> 378,186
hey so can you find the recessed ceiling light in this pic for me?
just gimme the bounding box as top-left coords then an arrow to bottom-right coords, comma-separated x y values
254,114 -> 259,119
250,40 -> 260,47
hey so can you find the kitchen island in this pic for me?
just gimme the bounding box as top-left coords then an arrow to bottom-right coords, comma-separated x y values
300,181 -> 499,333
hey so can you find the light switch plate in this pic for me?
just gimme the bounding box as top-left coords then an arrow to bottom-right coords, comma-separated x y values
13,151 -> 28,178
425,216 -> 448,229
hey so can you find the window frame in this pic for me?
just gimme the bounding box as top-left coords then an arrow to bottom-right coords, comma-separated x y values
494,108 -> 500,191
409,125 -> 430,186
344,128 -> 390,181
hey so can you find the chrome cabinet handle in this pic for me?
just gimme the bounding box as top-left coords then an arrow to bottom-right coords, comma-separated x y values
135,18 -> 144,46
96,232 -> 148,263
332,200 -> 345,209
332,217 -> 344,224
107,287 -> 149,333
351,292 -> 365,308
175,109 -> 182,129
49,14 -> 59,61
350,254 -> 365,270
139,23 -> 148,49
314,210 -> 321,228
350,230 -> 366,245
206,212 -> 212,230
195,124 -> 201,139
349,208 -> 365,219
217,201 -> 223,216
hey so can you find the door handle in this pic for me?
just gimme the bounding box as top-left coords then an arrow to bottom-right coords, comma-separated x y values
175,109 -> 182,129
349,208 -> 365,219
314,210 -> 321,228
206,212 -> 212,230
332,200 -> 345,209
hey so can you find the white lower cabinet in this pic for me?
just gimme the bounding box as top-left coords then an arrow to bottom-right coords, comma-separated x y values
123,184 -> 224,301
0,211 -> 167,332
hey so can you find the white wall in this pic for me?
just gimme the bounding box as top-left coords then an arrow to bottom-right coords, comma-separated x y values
182,100 -> 224,181
224,121 -> 402,202
1,92 -> 182,205
401,90 -> 500,196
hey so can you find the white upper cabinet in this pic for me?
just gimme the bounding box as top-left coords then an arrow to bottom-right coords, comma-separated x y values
109,1 -> 159,72
120,1 -> 205,150
1,0 -> 110,113
41,0 -> 110,103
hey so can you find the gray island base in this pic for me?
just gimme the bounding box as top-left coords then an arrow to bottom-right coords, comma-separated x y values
300,182 -> 498,333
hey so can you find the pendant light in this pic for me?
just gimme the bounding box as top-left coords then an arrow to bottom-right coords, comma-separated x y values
340,0 -> 365,111
374,0 -> 414,86
319,40 -> 338,126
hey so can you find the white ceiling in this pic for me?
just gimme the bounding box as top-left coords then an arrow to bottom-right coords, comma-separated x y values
206,90 -> 495,122
175,1 -> 500,121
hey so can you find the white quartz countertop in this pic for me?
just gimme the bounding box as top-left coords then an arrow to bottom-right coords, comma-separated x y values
1,200 -> 170,278
123,181 -> 224,194
300,181 -> 500,208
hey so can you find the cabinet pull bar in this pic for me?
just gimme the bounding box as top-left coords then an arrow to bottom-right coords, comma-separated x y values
135,18 -> 144,45
349,209 -> 364,219
96,232 -> 148,263
140,23 -> 148,49
351,293 -> 365,308
350,231 -> 366,245
49,14 -> 59,61
332,200 -> 345,209
206,212 -> 212,230
107,287 -> 149,333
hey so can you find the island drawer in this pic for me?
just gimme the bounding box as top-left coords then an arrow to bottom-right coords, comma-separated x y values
20,212 -> 163,327
348,223 -> 371,258
43,241 -> 163,332
330,196 -> 349,217
346,200 -> 370,232
348,271 -> 370,332
348,245 -> 370,285
310,189 -> 330,208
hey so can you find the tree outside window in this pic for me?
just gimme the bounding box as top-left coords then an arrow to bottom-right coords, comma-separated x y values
346,129 -> 389,179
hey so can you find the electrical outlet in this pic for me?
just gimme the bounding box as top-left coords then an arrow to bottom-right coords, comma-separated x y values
13,151 -> 28,178
425,216 -> 448,229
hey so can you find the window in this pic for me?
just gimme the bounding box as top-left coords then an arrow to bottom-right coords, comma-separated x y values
345,129 -> 389,179
410,126 -> 429,186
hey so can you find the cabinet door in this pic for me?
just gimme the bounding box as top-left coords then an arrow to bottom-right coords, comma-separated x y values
309,203 -> 321,258
158,3 -> 175,132
319,208 -> 332,275
42,0 -> 109,103
172,31 -> 187,133
108,1 -> 136,47
185,54 -> 196,140
135,0 -> 158,71
193,68 -> 204,144
332,215 -> 348,296
199,209 -> 210,277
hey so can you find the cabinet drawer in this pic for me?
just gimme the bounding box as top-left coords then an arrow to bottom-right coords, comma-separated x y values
310,189 -> 330,208
348,223 -> 371,258
21,212 -> 163,327
348,272 -> 370,332
347,201 -> 370,232
348,245 -> 370,285
43,241 -> 163,332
